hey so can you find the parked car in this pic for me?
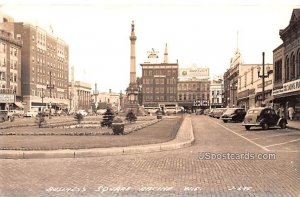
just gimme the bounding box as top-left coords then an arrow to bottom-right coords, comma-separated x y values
0,110 -> 15,122
220,108 -> 246,123
24,110 -> 38,117
9,110 -> 24,117
213,108 -> 227,119
196,109 -> 204,115
242,107 -> 287,130
0,110 -> 9,122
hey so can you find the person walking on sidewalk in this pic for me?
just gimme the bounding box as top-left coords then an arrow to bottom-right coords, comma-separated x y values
278,106 -> 284,118
288,106 -> 295,120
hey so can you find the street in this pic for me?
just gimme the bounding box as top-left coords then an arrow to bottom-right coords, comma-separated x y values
0,115 -> 299,196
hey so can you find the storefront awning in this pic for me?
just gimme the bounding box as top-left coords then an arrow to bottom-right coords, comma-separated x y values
14,102 -> 24,109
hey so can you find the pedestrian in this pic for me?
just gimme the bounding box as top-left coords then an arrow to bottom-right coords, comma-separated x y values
278,106 -> 284,118
288,106 -> 295,120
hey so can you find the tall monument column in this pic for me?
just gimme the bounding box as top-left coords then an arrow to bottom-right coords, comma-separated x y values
130,21 -> 137,85
126,21 -> 139,114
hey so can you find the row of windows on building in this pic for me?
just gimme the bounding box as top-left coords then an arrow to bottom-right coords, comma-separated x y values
31,76 -> 66,88
34,89 -> 67,99
282,51 -> 300,81
143,87 -> 177,94
0,83 -> 17,91
238,68 -> 255,90
178,84 -> 210,91
143,78 -> 176,84
143,69 -> 177,76
0,58 -> 18,69
144,95 -> 176,102
32,67 -> 67,80
0,43 -> 19,56
32,34 -> 66,56
178,93 -> 210,101
34,47 -> 66,62
0,72 -> 17,82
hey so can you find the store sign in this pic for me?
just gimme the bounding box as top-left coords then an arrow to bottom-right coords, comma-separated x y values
273,79 -> 300,95
0,94 -> 15,103
179,67 -> 209,80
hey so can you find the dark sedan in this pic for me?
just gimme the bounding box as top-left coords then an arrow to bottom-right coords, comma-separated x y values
220,108 -> 246,123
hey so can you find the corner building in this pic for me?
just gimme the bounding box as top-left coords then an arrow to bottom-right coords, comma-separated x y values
140,47 -> 178,111
273,9 -> 300,120
13,23 -> 69,112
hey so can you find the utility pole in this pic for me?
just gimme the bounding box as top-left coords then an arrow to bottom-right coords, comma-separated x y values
46,71 -> 54,119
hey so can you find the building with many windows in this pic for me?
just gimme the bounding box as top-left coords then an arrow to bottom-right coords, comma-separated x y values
12,22 -> 69,112
273,9 -> 300,120
177,80 -> 210,111
140,46 -> 178,112
69,81 -> 91,112
223,48 -> 242,108
0,13 -> 23,110
210,78 -> 224,109
237,63 -> 273,110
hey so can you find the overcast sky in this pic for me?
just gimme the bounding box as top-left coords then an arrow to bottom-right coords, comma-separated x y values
1,0 -> 299,92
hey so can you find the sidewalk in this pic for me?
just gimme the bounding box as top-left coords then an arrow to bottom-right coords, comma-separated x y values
0,116 -> 194,159
287,120 -> 300,131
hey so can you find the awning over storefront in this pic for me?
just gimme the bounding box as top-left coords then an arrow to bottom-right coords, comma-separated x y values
14,102 -> 24,109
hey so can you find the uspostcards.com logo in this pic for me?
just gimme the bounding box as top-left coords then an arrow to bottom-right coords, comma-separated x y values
198,152 -> 276,160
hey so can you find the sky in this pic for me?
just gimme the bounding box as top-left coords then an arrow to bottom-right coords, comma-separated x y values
1,0 -> 300,93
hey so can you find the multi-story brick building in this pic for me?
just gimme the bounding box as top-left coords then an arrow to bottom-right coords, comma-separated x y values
237,63 -> 273,110
12,22 -> 69,112
210,78 -> 224,109
223,48 -> 242,108
273,9 -> 300,120
140,46 -> 178,112
177,80 -> 210,111
0,13 -> 23,110
177,65 -> 210,111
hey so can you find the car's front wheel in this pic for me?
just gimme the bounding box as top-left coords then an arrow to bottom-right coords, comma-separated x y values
262,122 -> 269,130
279,121 -> 287,129
245,126 -> 251,130
223,120 -> 228,123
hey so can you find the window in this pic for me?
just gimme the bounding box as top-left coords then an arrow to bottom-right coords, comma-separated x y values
285,56 -> 290,81
291,53 -> 295,79
275,59 -> 282,82
297,49 -> 300,77
178,94 -> 182,101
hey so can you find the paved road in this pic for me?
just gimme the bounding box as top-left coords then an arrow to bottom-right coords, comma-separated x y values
0,115 -> 299,196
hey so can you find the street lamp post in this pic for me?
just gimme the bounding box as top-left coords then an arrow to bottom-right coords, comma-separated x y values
257,52 -> 271,107
46,71 -> 54,119
41,88 -> 45,113
230,84 -> 237,107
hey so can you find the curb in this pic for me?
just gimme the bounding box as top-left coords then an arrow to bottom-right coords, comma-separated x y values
287,126 -> 300,131
0,117 -> 194,159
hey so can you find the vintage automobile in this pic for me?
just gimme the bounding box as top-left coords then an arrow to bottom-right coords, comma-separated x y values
242,107 -> 288,130
24,110 -> 38,117
0,110 -> 15,122
212,108 -> 227,119
220,108 -> 246,123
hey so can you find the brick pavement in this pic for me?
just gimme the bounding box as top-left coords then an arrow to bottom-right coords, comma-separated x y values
0,115 -> 299,196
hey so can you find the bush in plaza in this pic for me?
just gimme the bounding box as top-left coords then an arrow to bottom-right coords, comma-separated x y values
74,113 -> 84,124
125,110 -> 137,123
101,108 -> 115,127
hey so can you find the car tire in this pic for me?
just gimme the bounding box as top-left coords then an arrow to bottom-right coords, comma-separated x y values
279,121 -> 287,129
262,122 -> 269,130
223,120 -> 228,123
245,126 -> 251,130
